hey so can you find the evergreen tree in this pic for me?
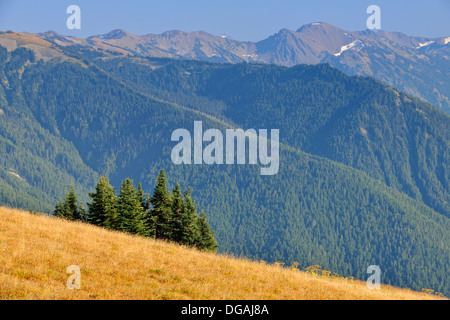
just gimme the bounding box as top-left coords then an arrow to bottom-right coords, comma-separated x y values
181,188 -> 200,246
78,202 -> 87,222
53,198 -> 67,219
149,169 -> 173,240
66,185 -> 78,220
87,175 -> 118,229
196,210 -> 218,252
137,182 -> 149,212
170,183 -> 185,243
117,178 -> 148,236
53,185 -> 84,221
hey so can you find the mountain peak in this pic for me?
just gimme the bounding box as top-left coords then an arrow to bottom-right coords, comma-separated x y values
160,30 -> 189,37
296,22 -> 342,33
39,30 -> 59,36
100,29 -> 132,40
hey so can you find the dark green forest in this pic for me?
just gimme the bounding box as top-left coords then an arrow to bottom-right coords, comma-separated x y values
0,44 -> 448,295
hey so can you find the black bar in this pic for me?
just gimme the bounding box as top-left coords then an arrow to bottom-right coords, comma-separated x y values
0,300 -> 445,319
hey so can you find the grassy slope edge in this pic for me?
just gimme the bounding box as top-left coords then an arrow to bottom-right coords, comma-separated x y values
0,207 -> 444,300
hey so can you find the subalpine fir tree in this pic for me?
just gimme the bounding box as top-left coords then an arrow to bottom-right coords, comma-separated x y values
117,178 -> 148,236
137,182 -> 149,212
67,185 -> 84,221
149,169 -> 173,240
170,183 -> 185,243
87,175 -> 118,229
196,210 -> 218,252
53,198 -> 67,219
79,202 -> 87,222
181,188 -> 200,247
54,185 -> 84,221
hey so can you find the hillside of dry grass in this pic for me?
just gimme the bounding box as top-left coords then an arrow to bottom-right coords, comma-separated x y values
0,207 -> 444,300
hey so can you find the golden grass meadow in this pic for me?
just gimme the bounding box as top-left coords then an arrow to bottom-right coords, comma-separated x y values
0,207 -> 444,300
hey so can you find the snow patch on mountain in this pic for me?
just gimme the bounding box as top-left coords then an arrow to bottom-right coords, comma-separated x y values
416,41 -> 435,49
334,40 -> 362,56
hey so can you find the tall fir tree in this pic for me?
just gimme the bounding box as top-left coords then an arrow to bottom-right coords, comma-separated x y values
54,185 -> 85,221
137,182 -> 149,212
149,169 -> 173,240
181,187 -> 200,247
79,202 -> 87,222
117,178 -> 148,236
53,198 -> 67,219
87,175 -> 118,229
170,183 -> 185,243
196,210 -> 218,252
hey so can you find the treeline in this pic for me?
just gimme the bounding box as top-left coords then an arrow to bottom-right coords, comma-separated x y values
54,169 -> 217,252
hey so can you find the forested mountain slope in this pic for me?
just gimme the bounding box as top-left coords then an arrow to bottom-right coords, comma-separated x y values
93,57 -> 450,219
0,44 -> 448,295
0,46 -> 98,211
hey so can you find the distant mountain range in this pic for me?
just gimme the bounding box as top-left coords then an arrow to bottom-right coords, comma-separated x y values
2,22 -> 446,112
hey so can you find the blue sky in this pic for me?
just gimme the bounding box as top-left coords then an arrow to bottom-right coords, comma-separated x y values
0,0 -> 449,40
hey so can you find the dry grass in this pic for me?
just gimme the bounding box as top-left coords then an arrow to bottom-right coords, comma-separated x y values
0,207 -> 444,300
0,32 -> 52,47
